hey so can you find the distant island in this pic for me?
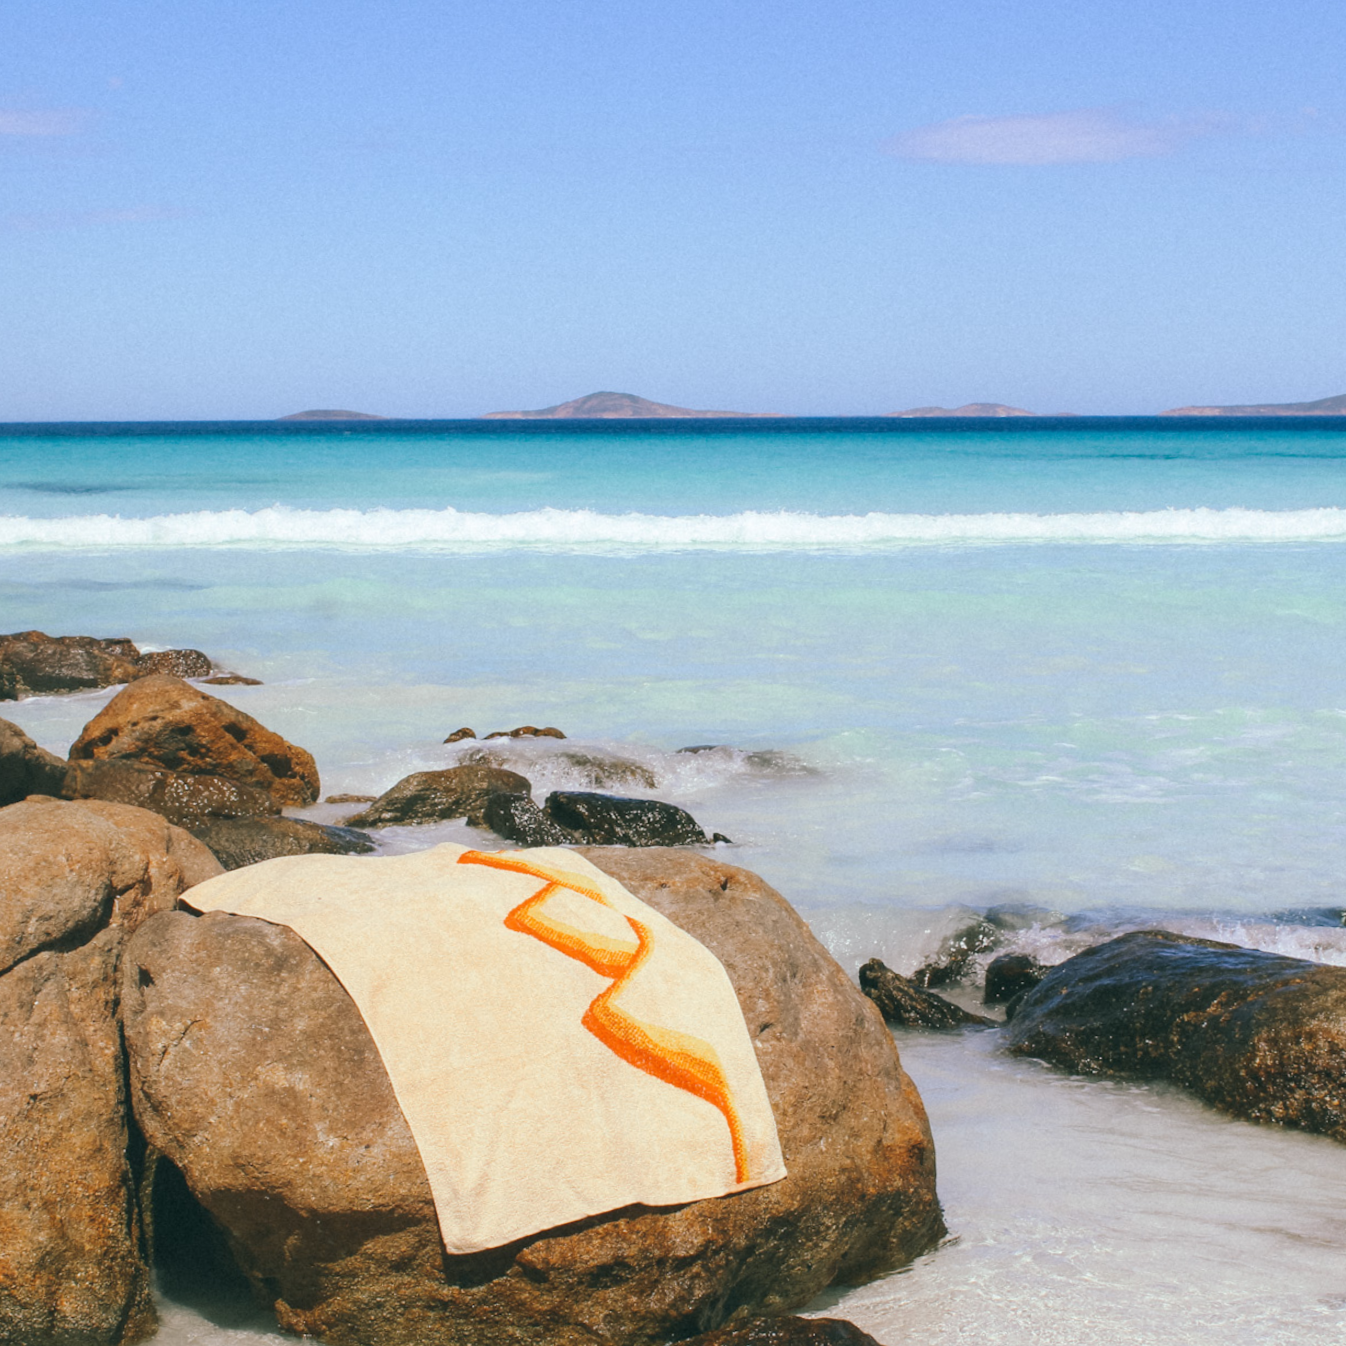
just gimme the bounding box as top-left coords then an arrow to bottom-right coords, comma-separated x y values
481,391 -> 777,419
888,403 -> 1040,418
278,409 -> 387,421
1161,392 -> 1346,416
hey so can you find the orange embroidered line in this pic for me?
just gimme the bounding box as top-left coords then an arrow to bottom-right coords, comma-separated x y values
458,849 -> 750,1183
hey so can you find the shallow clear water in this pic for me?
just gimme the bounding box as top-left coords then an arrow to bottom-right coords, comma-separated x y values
2,418 -> 1344,1343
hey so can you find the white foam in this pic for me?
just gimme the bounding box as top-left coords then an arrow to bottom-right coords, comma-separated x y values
3,504 -> 1346,552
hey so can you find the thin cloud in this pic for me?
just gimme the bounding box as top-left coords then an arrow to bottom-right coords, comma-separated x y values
887,108 -> 1225,165
7,205 -> 187,232
0,108 -> 88,137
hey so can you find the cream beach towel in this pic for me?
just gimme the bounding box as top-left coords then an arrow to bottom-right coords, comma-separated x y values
184,843 -> 785,1253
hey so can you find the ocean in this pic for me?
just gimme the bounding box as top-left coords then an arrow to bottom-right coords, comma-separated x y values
3,417 -> 1345,1344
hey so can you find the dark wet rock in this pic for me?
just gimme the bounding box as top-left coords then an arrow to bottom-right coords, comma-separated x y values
545,791 -> 710,846
483,724 -> 566,739
64,758 -> 280,830
0,629 -> 141,699
983,952 -> 1048,1005
343,765 -> 531,828
985,902 -> 1063,932
910,917 -> 998,989
684,1316 -> 883,1346
0,797 -> 220,1346
0,715 -> 68,805
70,674 -> 319,807
135,647 -> 213,679
678,744 -> 726,753
201,673 -> 264,686
1005,930 -> 1346,1141
859,959 -> 995,1030
325,792 -> 377,804
443,727 -> 477,743
190,817 -> 375,870
121,849 -> 941,1346
481,790 -> 578,846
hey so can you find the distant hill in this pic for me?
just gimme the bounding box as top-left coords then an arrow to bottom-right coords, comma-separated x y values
481,391 -> 776,419
888,403 -> 1039,418
278,409 -> 387,421
1161,392 -> 1346,416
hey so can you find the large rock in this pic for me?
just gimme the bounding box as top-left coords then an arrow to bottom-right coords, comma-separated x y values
0,798 -> 222,1346
191,816 -> 375,870
545,792 -> 710,846
481,792 -> 579,846
0,630 -> 141,700
121,849 -> 942,1346
134,647 -> 213,679
69,674 -> 320,807
343,765 -> 531,828
0,715 -> 67,805
1005,930 -> 1346,1141
63,758 -> 281,830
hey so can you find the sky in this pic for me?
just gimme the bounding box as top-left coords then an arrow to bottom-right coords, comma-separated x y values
1,0 -> 1343,419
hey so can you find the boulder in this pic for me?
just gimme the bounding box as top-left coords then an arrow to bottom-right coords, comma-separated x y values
135,647 -> 213,679
983,952 -> 1047,1005
0,797 -> 221,1346
69,674 -> 320,807
63,758 -> 280,829
443,727 -> 477,743
684,1318 -> 882,1346
481,791 -> 579,846
1,797 -> 221,978
483,725 -> 566,739
121,849 -> 942,1346
191,817 -> 375,870
343,765 -> 532,827
858,959 -> 994,1030
545,791 -> 709,846
0,630 -> 142,700
0,715 -> 67,805
1005,930 -> 1346,1141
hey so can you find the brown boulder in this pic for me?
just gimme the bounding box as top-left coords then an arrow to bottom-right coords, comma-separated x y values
0,715 -> 68,805
1005,930 -> 1346,1141
0,798 -> 222,1346
121,849 -> 942,1346
63,758 -> 281,830
69,674 -> 319,807
343,764 -> 531,827
0,630 -> 141,700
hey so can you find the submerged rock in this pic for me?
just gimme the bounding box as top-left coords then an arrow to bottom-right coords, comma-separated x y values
121,849 -> 942,1346
683,1317 -> 883,1346
483,724 -> 566,739
190,817 -> 375,870
343,764 -> 531,827
983,952 -> 1048,1005
910,917 -> 998,989
859,959 -> 995,1030
1005,930 -> 1346,1141
0,715 -> 68,804
443,726 -> 477,743
462,745 -> 659,790
0,629 -> 141,699
69,674 -> 320,807
64,758 -> 280,830
0,797 -> 220,1346
545,790 -> 709,846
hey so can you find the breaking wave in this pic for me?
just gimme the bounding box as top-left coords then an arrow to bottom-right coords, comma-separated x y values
3,505 -> 1346,552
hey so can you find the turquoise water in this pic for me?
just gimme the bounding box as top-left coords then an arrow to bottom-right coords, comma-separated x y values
3,418 -> 1345,1343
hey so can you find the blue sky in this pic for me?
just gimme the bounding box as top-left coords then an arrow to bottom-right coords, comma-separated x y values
2,0 -> 1343,418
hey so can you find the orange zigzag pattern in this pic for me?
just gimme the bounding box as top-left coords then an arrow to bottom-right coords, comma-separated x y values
458,850 -> 750,1183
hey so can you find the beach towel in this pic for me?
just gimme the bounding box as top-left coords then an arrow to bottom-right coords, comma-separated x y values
183,843 -> 786,1253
